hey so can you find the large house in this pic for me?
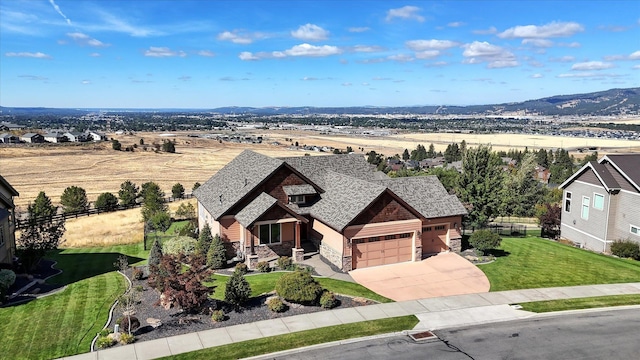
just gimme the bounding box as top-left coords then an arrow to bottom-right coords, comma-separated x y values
194,150 -> 466,271
0,175 -> 19,265
559,154 -> 640,252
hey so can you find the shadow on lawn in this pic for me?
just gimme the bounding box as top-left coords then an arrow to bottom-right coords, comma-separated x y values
46,251 -> 145,285
486,249 -> 510,258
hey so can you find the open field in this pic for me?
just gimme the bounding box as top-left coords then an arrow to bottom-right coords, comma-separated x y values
1,130 -> 638,208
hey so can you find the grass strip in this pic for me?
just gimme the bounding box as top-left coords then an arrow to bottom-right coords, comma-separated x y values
207,273 -> 392,303
163,315 -> 418,360
519,294 -> 640,313
479,237 -> 640,291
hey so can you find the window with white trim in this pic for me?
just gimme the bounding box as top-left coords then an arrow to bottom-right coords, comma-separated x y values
631,225 -> 639,236
564,192 -> 572,212
581,196 -> 590,220
289,195 -> 306,205
593,193 -> 604,211
259,223 -> 281,245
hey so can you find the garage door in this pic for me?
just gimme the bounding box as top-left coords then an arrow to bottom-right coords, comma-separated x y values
422,225 -> 448,254
352,234 -> 412,269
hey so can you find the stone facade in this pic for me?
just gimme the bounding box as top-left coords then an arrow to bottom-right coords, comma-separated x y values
292,248 -> 304,263
449,238 -> 462,253
342,255 -> 352,272
414,243 -> 422,261
243,240 -> 294,260
319,243 -> 343,270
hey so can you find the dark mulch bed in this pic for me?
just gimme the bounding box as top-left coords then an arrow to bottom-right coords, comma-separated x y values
107,268 -> 375,344
2,259 -> 64,307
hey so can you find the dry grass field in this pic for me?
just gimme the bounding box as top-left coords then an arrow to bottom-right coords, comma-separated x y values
1,130 -> 638,209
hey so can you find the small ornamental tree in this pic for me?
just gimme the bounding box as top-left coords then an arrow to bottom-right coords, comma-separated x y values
469,229 -> 502,255
206,234 -> 227,269
175,202 -> 196,220
118,180 -> 139,207
224,269 -> 251,308
149,211 -> 171,233
60,186 -> 88,213
172,183 -> 185,199
148,238 -> 163,267
95,192 -> 119,211
196,224 -> 213,255
275,271 -> 323,305
151,254 -> 212,313
536,203 -> 561,240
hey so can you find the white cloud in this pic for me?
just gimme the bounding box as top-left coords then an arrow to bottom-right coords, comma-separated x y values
387,54 -> 413,62
571,61 -> 614,70
462,41 -> 518,68
5,52 -> 52,59
19,75 -> 48,81
81,80 -> 91,84
549,55 -> 575,62
217,31 -> 253,44
415,50 -> 441,59
353,45 -> 385,53
629,50 -> 640,60
239,51 -> 259,61
282,43 -> 341,57
447,22 -> 465,27
49,0 -> 71,25
197,50 -> 215,57
406,39 -> 459,51
348,27 -> 370,33
531,73 -> 543,78
89,52 -> 101,57
522,39 -> 554,48
302,77 -> 318,81
386,6 -> 424,22
144,47 -> 186,57
67,32 -> 109,47
291,24 -> 329,41
498,21 -> 584,38
557,72 -> 621,78
473,26 -> 498,35
558,42 -> 581,48
633,64 -> 640,69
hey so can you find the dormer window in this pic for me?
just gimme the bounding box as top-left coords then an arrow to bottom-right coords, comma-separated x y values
289,195 -> 306,205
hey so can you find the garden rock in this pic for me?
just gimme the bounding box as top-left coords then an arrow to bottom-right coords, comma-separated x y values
146,318 -> 162,328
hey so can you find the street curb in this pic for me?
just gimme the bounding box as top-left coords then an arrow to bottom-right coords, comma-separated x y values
529,304 -> 640,318
243,331 -> 411,360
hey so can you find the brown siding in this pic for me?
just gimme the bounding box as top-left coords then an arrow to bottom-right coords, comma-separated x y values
351,192 -> 418,225
344,219 -> 421,239
219,216 -> 240,242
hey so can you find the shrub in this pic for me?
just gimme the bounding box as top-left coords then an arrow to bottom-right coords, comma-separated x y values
96,335 -> 115,349
275,271 -> 322,305
99,328 -> 112,337
267,297 -> 287,312
0,269 -> 16,300
132,267 -> 144,280
117,316 -> 140,333
277,256 -> 292,270
211,310 -> 226,322
611,239 -> 640,260
162,236 -> 197,256
319,291 -> 339,309
151,254 -> 213,313
95,192 -> 119,212
256,261 -> 270,273
119,332 -> 135,345
196,224 -> 213,255
469,230 -> 502,255
234,262 -> 248,275
225,270 -> 251,307
207,235 -> 227,269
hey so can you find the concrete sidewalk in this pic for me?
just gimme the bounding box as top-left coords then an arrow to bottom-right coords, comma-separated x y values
59,282 -> 640,360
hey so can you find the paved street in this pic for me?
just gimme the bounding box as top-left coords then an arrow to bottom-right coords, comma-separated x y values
270,307 -> 640,360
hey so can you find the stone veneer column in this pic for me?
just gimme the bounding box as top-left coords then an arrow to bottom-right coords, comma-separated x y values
449,238 -> 462,253
292,248 -> 304,263
247,254 -> 259,269
414,243 -> 422,261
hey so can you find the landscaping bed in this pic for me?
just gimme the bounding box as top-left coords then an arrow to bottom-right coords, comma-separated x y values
104,268 -> 376,346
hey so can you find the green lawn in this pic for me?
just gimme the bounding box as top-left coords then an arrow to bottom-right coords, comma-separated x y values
479,237 -> 640,291
149,220 -> 190,245
0,243 -> 146,360
520,294 -> 640,313
163,315 -> 418,360
207,272 -> 392,303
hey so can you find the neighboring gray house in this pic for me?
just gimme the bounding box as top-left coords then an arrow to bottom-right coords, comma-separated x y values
44,132 -> 68,143
64,131 -> 89,142
559,154 -> 640,253
0,133 -> 20,144
86,131 -> 107,142
20,133 -> 44,143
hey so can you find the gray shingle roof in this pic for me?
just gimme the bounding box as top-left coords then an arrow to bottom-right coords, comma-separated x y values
309,171 -> 386,231
194,150 -> 284,219
590,161 -> 620,191
373,176 -> 468,218
280,154 -> 384,187
603,154 -> 640,191
234,192 -> 277,228
282,184 -> 317,196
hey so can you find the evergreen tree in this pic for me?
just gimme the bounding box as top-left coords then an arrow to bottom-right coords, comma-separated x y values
141,182 -> 168,222
458,144 -> 504,228
206,234 -> 227,269
402,149 -> 410,160
196,224 -> 213,255
427,143 -> 436,158
148,238 -> 163,267
192,182 -> 201,191
500,153 -> 545,217
95,192 -> 119,211
118,180 -> 139,206
32,191 -> 57,218
172,183 -> 185,199
17,199 -> 65,271
225,269 -> 251,307
60,186 -> 88,213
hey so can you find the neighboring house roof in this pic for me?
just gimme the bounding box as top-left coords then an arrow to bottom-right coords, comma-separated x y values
282,184 -> 317,196
21,133 -> 40,138
0,175 -> 19,197
559,161 -> 620,192
602,154 -> 640,191
374,176 -> 468,219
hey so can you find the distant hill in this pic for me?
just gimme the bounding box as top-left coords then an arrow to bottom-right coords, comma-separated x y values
2,88 -> 639,116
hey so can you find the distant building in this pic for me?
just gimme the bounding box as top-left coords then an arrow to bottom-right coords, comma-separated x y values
0,133 -> 20,144
64,132 -> 89,142
44,132 -> 68,143
20,133 -> 44,143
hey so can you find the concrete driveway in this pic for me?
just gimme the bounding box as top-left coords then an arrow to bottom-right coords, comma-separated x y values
349,252 -> 490,301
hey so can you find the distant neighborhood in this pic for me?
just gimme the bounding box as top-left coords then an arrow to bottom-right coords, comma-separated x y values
0,122 -> 107,144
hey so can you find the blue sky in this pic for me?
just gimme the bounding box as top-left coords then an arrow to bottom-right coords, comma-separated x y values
1,0 -> 639,108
